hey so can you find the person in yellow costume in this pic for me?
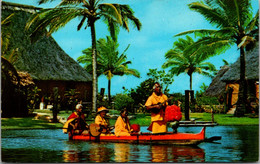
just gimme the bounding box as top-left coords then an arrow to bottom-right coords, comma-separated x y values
95,106 -> 114,136
115,109 -> 132,136
145,82 -> 168,133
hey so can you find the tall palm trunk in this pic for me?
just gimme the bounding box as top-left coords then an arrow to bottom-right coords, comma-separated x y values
189,73 -> 193,90
108,79 -> 111,104
235,47 -> 247,116
90,21 -> 97,112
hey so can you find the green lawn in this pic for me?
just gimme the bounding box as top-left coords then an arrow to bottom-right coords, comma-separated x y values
1,111 -> 258,130
1,117 -> 64,129
188,113 -> 259,125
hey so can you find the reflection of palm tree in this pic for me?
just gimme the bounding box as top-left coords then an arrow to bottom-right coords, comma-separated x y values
26,0 -> 141,112
162,36 -> 216,90
78,36 -> 140,102
176,0 -> 259,116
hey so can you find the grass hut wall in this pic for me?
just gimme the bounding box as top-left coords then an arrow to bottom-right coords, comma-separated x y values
205,65 -> 230,99
221,43 -> 259,108
2,2 -> 93,110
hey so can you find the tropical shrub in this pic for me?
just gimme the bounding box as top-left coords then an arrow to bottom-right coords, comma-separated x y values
147,68 -> 174,94
127,78 -> 155,106
27,86 -> 41,113
113,94 -> 134,112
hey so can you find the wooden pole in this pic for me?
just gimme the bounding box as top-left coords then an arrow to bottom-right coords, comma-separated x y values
211,108 -> 214,123
185,90 -> 190,121
52,87 -> 58,123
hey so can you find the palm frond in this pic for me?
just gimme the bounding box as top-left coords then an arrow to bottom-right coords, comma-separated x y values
26,7 -> 84,41
98,3 -> 122,25
38,0 -> 56,5
175,29 -> 217,37
165,49 -> 182,59
162,60 -> 183,69
57,0 -> 86,7
188,2 -> 229,28
184,36 -> 233,60
115,4 -> 142,31
245,10 -> 259,33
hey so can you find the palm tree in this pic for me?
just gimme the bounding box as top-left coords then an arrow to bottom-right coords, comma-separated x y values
78,36 -> 140,103
162,35 -> 216,90
176,0 -> 259,116
26,0 -> 142,112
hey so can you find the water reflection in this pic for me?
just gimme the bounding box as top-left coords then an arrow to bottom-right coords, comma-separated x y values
151,145 -> 205,162
61,141 -> 205,162
114,143 -> 130,162
63,150 -> 80,163
88,143 -> 113,162
62,142 -> 113,162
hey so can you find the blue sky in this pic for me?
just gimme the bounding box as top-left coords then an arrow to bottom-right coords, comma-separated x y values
5,0 -> 259,95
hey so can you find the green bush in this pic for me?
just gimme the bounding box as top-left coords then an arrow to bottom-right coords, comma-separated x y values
128,78 -> 155,105
113,94 -> 134,112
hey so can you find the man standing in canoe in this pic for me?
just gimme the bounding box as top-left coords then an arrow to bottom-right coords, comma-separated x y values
145,82 -> 168,133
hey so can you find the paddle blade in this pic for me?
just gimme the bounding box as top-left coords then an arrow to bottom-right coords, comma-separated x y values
205,136 -> 222,142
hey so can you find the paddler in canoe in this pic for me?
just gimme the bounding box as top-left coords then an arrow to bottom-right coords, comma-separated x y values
63,104 -> 89,139
114,108 -> 132,136
114,108 -> 141,136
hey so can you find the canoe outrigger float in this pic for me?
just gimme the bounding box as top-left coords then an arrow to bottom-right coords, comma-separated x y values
70,127 -> 211,146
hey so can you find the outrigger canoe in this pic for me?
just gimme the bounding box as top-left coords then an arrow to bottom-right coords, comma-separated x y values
70,127 -> 206,146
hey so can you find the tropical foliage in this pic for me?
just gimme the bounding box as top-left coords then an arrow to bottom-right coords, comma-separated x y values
176,0 -> 259,116
147,68 -> 174,94
195,83 -> 219,112
78,36 -> 140,103
162,35 -> 216,90
64,89 -> 80,111
113,94 -> 134,112
26,0 -> 141,112
126,78 -> 156,106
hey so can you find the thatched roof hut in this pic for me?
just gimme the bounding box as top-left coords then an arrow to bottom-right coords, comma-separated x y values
204,65 -> 230,97
221,44 -> 259,82
2,1 -> 93,111
2,1 -> 92,82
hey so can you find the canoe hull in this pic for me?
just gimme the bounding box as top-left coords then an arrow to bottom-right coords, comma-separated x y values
71,127 -> 205,146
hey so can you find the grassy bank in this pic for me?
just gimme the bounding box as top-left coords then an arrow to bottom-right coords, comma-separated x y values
1,117 -> 64,130
1,111 -> 258,130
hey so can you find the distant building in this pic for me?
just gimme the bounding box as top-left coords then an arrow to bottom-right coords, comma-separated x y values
221,43 -> 259,111
205,43 -> 259,113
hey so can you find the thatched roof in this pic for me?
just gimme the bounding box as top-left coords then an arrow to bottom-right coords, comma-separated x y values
204,65 -> 230,97
221,44 -> 259,82
14,71 -> 35,87
2,1 -> 92,82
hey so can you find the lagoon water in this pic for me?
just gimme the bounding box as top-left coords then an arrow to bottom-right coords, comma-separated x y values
1,126 -> 259,162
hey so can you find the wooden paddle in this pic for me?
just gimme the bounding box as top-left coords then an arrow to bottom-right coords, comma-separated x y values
204,136 -> 222,143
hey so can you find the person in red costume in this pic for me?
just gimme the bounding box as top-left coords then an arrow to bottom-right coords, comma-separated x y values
63,104 -> 89,139
67,104 -> 85,121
